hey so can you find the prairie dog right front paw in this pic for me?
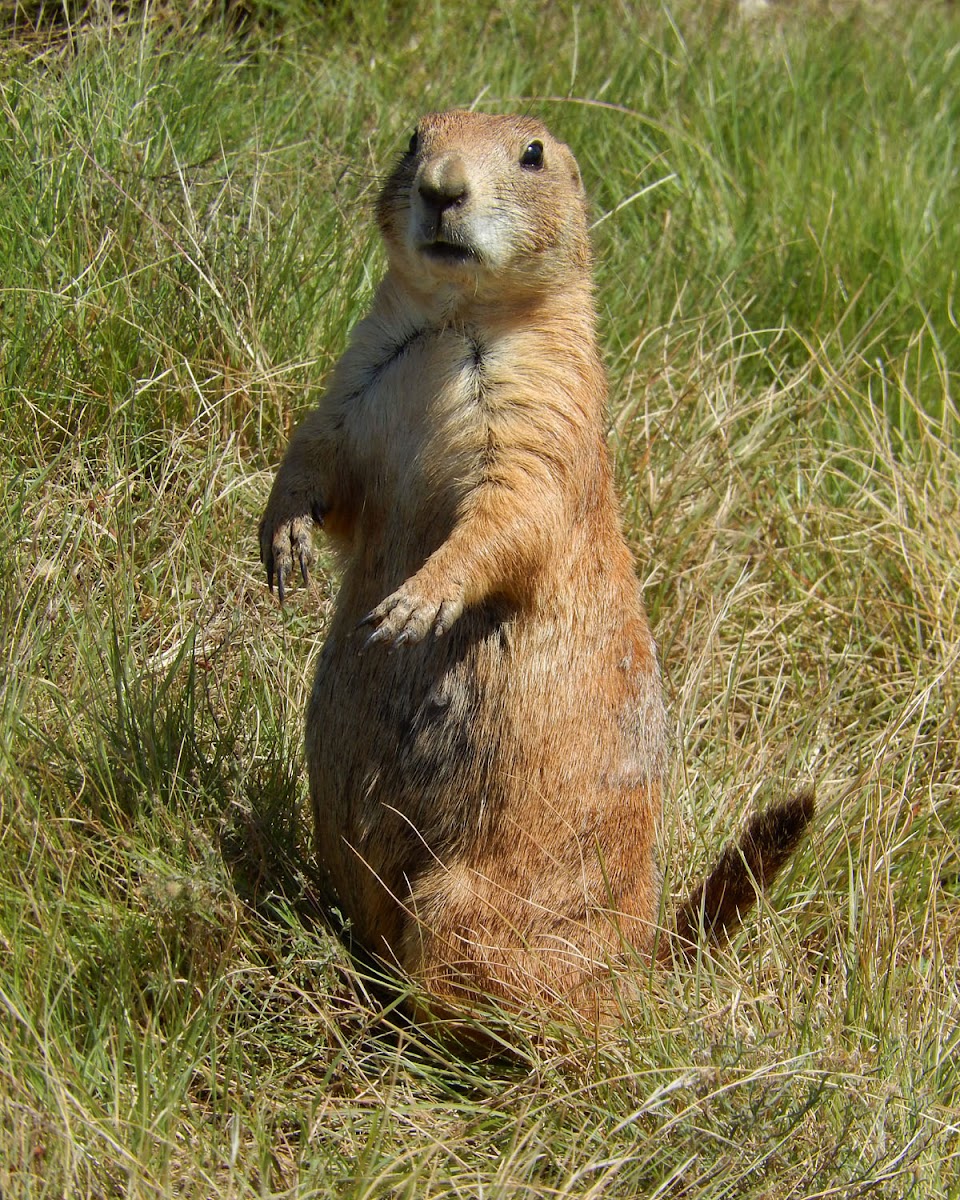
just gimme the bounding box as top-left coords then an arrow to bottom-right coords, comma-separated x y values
259,508 -> 318,604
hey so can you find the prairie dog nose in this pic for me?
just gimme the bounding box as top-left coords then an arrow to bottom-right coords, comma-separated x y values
418,154 -> 470,212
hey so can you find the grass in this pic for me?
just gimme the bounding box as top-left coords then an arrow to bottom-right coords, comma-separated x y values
1,0 -> 959,1195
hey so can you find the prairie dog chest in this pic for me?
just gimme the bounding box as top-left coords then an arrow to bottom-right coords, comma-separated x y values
337,319 -> 498,502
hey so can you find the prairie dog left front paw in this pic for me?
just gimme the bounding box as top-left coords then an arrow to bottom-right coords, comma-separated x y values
359,576 -> 464,650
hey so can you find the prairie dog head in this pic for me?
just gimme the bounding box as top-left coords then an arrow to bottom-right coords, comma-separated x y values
376,111 -> 591,304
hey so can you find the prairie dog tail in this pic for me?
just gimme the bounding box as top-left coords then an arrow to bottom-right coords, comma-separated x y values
668,789 -> 815,958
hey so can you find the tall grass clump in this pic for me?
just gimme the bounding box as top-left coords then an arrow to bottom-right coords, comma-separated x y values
1,1 -> 958,1196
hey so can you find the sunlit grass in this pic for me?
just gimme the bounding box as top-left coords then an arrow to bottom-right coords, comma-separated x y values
1,1 -> 958,1195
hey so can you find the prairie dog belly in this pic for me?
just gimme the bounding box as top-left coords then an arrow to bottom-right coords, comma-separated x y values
307,563 -> 663,959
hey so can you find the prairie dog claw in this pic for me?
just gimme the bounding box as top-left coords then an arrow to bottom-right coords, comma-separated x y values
260,513 -> 316,604
358,585 -> 463,651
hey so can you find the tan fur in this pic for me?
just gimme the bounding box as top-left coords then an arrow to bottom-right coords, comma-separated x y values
259,111 -> 809,1027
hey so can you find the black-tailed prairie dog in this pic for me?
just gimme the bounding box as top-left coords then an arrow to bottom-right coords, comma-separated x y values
259,110 -> 812,1025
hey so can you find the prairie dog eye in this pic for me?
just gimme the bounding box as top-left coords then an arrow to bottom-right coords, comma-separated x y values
407,129 -> 419,155
519,140 -> 545,169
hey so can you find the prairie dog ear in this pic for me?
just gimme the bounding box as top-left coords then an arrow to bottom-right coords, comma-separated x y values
562,142 -> 584,193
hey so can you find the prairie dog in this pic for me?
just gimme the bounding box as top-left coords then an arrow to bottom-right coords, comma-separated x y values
259,111 -> 812,1024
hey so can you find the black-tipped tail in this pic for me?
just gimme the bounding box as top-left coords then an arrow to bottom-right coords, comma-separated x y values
671,789 -> 815,955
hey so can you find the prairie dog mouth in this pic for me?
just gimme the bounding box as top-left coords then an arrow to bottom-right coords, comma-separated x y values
420,239 -> 482,265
